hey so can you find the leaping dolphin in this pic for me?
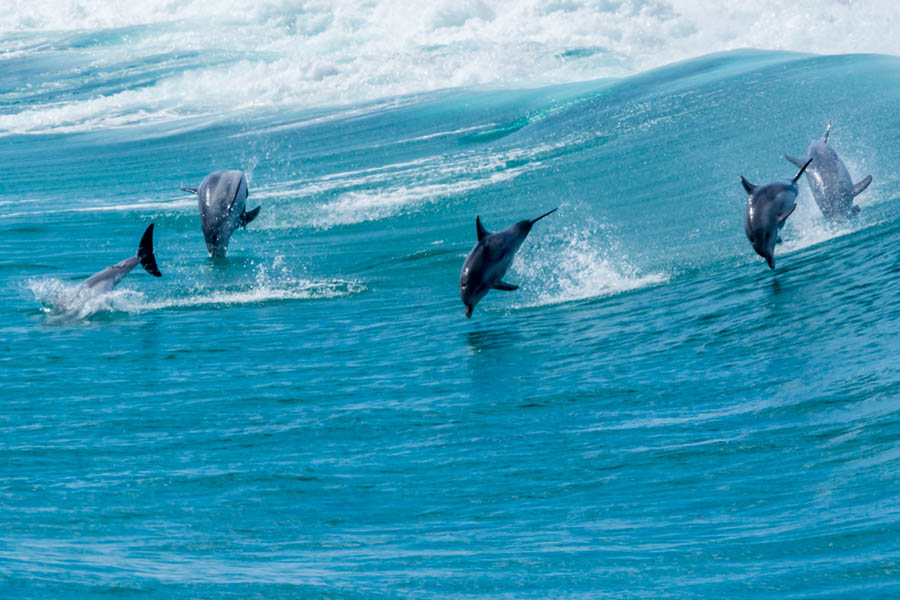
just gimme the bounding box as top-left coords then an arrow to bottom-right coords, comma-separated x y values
182,170 -> 260,257
784,122 -> 872,220
459,208 -> 557,318
80,223 -> 162,291
742,159 -> 812,269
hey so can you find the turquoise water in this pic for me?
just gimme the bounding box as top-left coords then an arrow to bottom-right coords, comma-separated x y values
4,24 -> 900,599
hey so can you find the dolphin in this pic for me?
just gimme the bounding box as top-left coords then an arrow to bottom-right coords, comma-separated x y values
80,223 -> 162,292
459,208 -> 557,318
182,170 -> 260,257
784,122 -> 872,220
742,159 -> 812,269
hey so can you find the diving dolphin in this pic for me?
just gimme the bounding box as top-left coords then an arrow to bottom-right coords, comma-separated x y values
81,223 -> 162,291
742,159 -> 812,269
459,208 -> 557,318
784,122 -> 872,220
182,170 -> 260,257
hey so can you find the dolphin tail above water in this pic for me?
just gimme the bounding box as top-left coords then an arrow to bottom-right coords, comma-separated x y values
138,223 -> 162,277
80,223 -> 162,292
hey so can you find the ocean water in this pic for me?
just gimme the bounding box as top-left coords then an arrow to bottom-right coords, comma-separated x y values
4,2 -> 900,598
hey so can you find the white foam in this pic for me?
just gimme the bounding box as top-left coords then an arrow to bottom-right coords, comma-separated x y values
3,0 -> 900,134
778,190 -> 863,256
512,220 -> 667,308
0,198 -> 195,220
27,264 -> 364,323
309,167 -> 527,228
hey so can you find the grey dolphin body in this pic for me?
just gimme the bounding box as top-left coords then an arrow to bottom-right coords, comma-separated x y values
182,170 -> 260,257
742,160 -> 812,269
785,122 -> 872,220
81,224 -> 162,292
459,208 -> 557,318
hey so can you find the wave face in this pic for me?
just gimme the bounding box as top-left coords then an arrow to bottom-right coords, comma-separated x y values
4,37 -> 900,599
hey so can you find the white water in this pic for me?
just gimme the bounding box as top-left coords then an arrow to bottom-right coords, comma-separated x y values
3,0 -> 900,134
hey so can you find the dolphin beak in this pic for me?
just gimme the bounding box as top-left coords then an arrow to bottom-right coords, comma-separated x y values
530,207 -> 558,225
465,305 -> 473,318
765,254 -> 775,269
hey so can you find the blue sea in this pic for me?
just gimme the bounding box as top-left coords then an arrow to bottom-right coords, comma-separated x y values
4,3 -> 900,598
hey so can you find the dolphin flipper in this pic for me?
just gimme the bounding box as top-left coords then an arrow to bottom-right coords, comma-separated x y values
181,187 -> 198,195
777,204 -> 797,224
493,281 -> 518,291
853,175 -> 872,197
783,153 -> 806,169
239,206 -> 260,228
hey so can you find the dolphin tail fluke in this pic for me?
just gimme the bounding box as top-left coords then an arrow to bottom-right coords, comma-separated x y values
493,281 -> 519,291
791,158 -> 814,184
823,121 -> 832,143
181,186 -> 198,195
138,223 -> 162,278
783,153 -> 806,168
853,175 -> 872,197
529,207 -> 558,225
239,206 -> 261,228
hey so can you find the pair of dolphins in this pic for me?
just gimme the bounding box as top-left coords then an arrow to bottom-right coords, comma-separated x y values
743,122 -> 872,269
75,170 -> 260,293
464,124 -> 874,316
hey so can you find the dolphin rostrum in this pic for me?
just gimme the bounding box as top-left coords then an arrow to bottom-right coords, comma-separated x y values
182,170 -> 260,257
81,223 -> 162,291
459,208 -> 557,318
742,159 -> 812,269
784,122 -> 872,220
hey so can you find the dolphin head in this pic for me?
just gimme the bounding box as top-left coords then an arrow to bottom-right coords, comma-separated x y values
506,208 -> 558,245
460,248 -> 488,318
197,170 -> 248,257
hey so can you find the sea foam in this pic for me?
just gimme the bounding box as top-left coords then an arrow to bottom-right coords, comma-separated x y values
3,0 -> 900,134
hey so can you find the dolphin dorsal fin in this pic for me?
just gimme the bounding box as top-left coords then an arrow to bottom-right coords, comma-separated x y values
823,121 -> 832,143
476,216 -> 489,241
740,176 -> 756,195
791,158 -> 814,184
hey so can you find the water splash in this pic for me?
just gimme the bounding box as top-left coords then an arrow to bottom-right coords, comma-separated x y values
27,260 -> 365,323
511,220 -> 667,307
